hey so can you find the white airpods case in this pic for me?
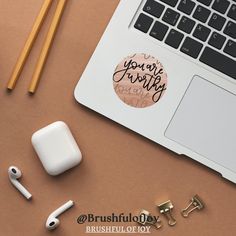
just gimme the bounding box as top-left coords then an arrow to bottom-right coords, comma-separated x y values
31,121 -> 82,176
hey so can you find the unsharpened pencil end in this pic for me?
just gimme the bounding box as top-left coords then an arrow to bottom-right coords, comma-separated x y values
28,87 -> 36,94
7,79 -> 17,91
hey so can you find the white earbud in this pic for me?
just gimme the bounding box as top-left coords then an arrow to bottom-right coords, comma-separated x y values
46,200 -> 74,230
8,166 -> 32,200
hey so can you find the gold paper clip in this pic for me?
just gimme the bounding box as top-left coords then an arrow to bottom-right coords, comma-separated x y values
158,200 -> 176,226
137,209 -> 162,229
181,195 -> 204,218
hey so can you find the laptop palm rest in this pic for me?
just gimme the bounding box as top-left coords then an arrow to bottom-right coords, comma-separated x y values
165,75 -> 236,172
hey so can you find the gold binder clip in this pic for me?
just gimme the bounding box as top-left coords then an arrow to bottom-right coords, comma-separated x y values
181,195 -> 204,218
137,209 -> 162,229
158,200 -> 176,226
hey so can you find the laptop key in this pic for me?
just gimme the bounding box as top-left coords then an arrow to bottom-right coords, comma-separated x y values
178,16 -> 196,33
160,0 -> 179,7
193,24 -> 211,41
150,21 -> 169,41
212,0 -> 230,14
162,8 -> 180,26
197,0 -> 213,6
143,0 -> 165,18
180,37 -> 203,58
208,13 -> 226,31
193,5 -> 211,23
200,47 -> 236,79
224,21 -> 236,39
177,0 -> 196,15
227,4 -> 236,21
223,40 -> 236,58
165,29 -> 184,49
208,32 -> 226,49
134,13 -> 153,33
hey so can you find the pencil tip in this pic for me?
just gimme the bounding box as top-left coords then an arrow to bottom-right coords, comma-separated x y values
28,91 -> 35,95
6,87 -> 13,92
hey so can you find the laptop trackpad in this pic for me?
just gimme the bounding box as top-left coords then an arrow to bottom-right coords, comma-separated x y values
165,75 -> 236,172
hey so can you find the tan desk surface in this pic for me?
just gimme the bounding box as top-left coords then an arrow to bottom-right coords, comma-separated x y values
0,0 -> 236,235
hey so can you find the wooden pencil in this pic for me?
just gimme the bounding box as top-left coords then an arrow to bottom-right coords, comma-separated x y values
28,0 -> 67,94
7,0 -> 53,90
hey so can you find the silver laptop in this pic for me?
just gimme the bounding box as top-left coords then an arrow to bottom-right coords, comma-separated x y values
74,0 -> 236,183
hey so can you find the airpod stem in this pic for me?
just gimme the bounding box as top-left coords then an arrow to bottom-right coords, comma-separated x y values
50,200 -> 74,217
12,180 -> 32,200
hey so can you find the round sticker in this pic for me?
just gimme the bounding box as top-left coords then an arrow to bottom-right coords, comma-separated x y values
113,53 -> 168,108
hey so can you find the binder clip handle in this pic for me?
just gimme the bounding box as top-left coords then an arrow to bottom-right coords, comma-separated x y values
150,216 -> 162,229
181,195 -> 204,218
164,210 -> 176,226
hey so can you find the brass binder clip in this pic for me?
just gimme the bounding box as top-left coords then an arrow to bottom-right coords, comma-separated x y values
158,200 -> 176,226
181,195 -> 204,218
137,209 -> 162,229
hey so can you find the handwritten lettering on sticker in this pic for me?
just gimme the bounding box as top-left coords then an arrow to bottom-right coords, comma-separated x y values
113,54 -> 168,108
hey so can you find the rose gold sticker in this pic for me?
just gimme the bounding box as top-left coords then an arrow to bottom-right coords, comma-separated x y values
113,53 -> 168,108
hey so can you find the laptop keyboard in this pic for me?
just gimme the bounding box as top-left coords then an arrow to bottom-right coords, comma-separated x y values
134,0 -> 236,80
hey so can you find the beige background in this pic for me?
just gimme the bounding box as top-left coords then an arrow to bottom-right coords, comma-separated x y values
0,0 -> 236,235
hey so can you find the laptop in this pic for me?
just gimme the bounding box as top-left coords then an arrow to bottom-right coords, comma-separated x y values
74,0 -> 236,183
